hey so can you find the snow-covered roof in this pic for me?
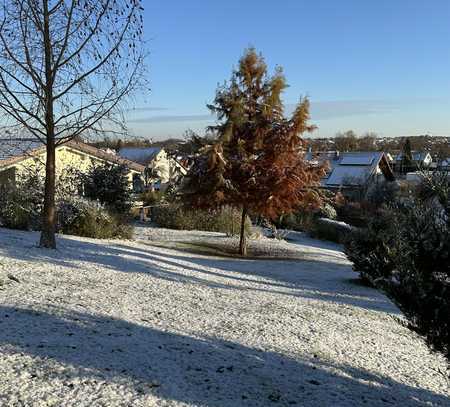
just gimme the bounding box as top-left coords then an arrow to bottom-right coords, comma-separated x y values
340,155 -> 374,165
306,151 -> 393,187
325,152 -> 384,186
0,138 -> 42,161
118,147 -> 162,165
325,165 -> 372,186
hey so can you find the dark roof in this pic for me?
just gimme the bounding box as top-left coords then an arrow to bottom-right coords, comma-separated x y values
0,139 -> 145,173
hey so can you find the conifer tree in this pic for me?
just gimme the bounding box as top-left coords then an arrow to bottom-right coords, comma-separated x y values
184,49 -> 326,255
401,138 -> 414,173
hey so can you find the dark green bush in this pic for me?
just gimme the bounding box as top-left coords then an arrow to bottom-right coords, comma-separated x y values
366,181 -> 399,208
311,218 -> 353,244
83,163 -> 132,214
392,203 -> 449,360
345,191 -> 450,361
336,201 -> 370,228
344,209 -> 398,285
152,205 -> 251,236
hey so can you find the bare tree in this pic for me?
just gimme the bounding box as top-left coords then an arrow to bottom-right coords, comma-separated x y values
0,0 -> 145,248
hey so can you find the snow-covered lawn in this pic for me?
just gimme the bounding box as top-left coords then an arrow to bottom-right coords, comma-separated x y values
0,226 -> 448,407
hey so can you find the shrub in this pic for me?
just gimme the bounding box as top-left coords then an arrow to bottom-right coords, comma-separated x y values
344,209 -> 398,285
315,202 -> 337,220
345,193 -> 450,361
415,171 -> 449,210
141,190 -> 164,206
57,197 -> 133,239
0,166 -> 133,239
312,217 -> 353,244
366,181 -> 399,208
392,203 -> 449,360
277,211 -> 314,232
0,169 -> 43,230
335,201 -> 371,228
0,187 -> 39,230
152,205 -> 251,236
83,163 -> 132,214
277,200 -> 337,234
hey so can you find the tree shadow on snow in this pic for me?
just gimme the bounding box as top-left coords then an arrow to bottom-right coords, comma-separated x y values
118,244 -> 398,315
0,305 -> 447,407
0,229 -> 398,315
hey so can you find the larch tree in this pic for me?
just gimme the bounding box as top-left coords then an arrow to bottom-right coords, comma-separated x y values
184,49 -> 326,256
0,0 -> 145,248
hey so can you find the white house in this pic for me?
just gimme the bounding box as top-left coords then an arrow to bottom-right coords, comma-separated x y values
118,147 -> 188,190
0,138 -> 145,190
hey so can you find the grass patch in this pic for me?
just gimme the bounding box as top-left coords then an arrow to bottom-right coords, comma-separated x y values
144,240 -> 306,261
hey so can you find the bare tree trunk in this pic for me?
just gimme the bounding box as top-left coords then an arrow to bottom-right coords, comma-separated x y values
39,138 -> 56,248
39,0 -> 56,249
239,206 -> 247,256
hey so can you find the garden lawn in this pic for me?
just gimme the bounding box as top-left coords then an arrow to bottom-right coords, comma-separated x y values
0,226 -> 448,406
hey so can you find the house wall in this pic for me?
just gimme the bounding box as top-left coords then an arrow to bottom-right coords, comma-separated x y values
1,146 -> 139,186
147,150 -> 172,184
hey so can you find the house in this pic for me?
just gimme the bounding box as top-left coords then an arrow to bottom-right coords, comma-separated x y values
0,138 -> 145,190
118,147 -> 188,190
306,151 -> 395,191
393,151 -> 433,173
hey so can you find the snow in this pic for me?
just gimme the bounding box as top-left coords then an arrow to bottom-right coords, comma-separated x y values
0,138 -> 42,161
340,155 -> 374,166
315,218 -> 353,229
325,166 -> 371,186
0,226 -> 448,406
118,147 -> 162,164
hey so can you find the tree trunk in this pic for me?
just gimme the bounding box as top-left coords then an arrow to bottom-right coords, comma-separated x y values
39,0 -> 56,249
239,206 -> 247,256
39,139 -> 56,248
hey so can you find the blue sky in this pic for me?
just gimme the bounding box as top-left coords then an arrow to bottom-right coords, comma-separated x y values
127,0 -> 450,140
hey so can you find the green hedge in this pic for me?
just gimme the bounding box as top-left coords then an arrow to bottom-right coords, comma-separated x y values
152,205 -> 251,236
311,218 -> 353,244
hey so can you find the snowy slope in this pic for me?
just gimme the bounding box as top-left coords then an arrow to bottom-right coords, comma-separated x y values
0,227 -> 448,407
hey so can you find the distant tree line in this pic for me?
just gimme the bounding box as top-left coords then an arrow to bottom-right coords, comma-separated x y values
305,132 -> 450,159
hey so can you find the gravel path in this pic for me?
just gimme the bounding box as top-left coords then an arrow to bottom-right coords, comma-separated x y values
0,226 -> 448,406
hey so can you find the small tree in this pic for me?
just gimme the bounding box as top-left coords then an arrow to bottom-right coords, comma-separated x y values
184,49 -> 326,255
83,163 -> 132,214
